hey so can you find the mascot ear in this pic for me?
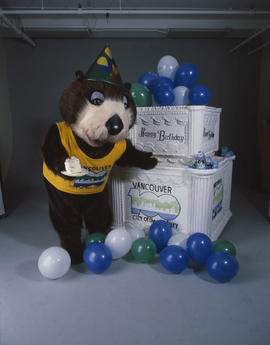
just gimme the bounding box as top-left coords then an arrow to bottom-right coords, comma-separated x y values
75,70 -> 84,80
124,82 -> 132,90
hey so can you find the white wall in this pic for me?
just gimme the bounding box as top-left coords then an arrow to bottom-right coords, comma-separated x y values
0,39 -> 12,181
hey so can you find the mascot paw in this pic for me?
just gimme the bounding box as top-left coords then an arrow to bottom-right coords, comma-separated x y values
140,152 -> 158,170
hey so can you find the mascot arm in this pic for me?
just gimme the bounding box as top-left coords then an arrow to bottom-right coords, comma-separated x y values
42,123 -> 71,179
116,139 -> 157,170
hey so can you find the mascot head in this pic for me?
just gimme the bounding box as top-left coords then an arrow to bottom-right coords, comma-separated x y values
59,46 -> 136,147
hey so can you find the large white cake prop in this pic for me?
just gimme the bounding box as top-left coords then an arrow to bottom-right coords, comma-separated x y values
110,155 -> 234,241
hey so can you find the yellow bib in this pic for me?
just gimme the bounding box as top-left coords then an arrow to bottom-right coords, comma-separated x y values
43,122 -> 127,195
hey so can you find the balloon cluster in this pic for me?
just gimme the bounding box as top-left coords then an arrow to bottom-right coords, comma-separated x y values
144,224 -> 239,282
84,227 -> 132,273
187,233 -> 239,283
38,222 -> 239,283
131,55 -> 211,107
188,151 -> 219,170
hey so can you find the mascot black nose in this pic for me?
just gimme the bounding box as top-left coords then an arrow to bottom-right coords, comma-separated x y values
105,114 -> 124,136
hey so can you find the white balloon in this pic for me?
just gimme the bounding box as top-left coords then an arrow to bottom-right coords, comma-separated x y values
38,247 -> 71,279
157,55 -> 179,80
126,226 -> 146,242
173,86 -> 190,106
105,227 -> 132,259
168,233 -> 188,248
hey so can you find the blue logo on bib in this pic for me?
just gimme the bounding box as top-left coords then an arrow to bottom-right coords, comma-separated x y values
74,170 -> 107,188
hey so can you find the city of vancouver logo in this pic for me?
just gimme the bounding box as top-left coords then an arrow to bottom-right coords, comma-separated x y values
128,188 -> 181,221
74,170 -> 107,188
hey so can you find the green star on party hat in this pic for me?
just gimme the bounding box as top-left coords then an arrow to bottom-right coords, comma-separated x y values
84,45 -> 123,86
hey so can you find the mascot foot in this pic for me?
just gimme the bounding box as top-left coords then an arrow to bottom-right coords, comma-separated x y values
70,250 -> 84,265
61,240 -> 84,265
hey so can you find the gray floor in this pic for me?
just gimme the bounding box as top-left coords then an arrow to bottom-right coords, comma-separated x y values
0,187 -> 269,345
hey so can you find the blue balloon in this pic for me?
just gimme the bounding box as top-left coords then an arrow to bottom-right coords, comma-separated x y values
148,76 -> 174,94
160,245 -> 189,273
189,84 -> 211,105
186,232 -> 212,265
154,87 -> 175,106
174,63 -> 199,88
138,72 -> 158,89
206,252 -> 239,282
83,242 -> 112,273
148,220 -> 173,252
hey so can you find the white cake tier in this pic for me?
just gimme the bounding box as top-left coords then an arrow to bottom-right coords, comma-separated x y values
109,155 -> 234,241
128,105 -> 221,158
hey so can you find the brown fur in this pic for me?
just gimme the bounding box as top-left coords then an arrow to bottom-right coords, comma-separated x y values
59,77 -> 136,128
42,74 -> 157,264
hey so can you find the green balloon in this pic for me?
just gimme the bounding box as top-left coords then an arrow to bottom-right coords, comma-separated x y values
131,83 -> 153,107
131,238 -> 157,263
212,239 -> 237,256
86,232 -> 106,246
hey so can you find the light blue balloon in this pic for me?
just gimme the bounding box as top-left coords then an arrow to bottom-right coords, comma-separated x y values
157,55 -> 179,80
173,86 -> 190,106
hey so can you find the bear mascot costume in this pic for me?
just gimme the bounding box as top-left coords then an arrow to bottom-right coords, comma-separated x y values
42,46 -> 157,264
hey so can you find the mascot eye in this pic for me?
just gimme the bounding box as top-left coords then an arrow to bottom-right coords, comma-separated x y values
123,96 -> 128,109
90,91 -> 104,106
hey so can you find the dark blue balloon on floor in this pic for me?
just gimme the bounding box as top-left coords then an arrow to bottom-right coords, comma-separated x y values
160,245 -> 189,273
148,220 -> 173,252
186,232 -> 212,265
138,72 -> 158,89
83,242 -> 112,273
154,87 -> 175,106
206,252 -> 239,282
174,63 -> 199,88
148,76 -> 174,94
189,84 -> 211,105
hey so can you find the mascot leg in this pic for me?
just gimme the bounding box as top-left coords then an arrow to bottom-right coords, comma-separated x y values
83,186 -> 113,236
44,181 -> 84,264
